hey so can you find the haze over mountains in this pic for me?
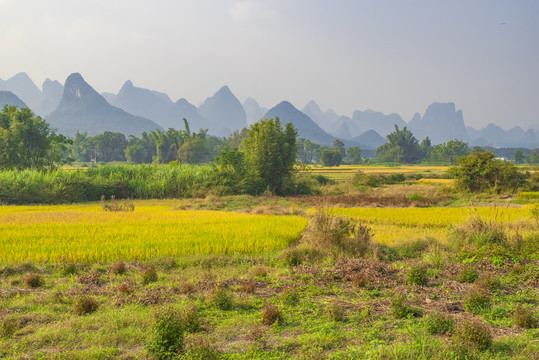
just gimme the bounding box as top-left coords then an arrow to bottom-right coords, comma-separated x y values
1,72 -> 538,150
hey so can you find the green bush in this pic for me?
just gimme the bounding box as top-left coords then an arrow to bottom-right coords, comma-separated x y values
0,318 -> 17,339
513,306 -> 538,329
423,312 -> 455,335
141,266 -> 158,285
454,319 -> 493,351
209,288 -> 234,310
146,306 -> 201,360
407,264 -> 428,286
449,151 -> 524,193
457,266 -> 479,283
24,273 -> 44,288
390,294 -> 423,319
73,295 -> 99,315
261,302 -> 283,325
464,289 -> 492,314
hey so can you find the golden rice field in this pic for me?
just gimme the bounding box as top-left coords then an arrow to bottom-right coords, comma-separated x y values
329,206 -> 534,246
307,165 -> 450,181
0,202 -> 308,263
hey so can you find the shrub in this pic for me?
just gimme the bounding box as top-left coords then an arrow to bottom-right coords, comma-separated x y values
0,318 -> 17,339
390,294 -> 422,319
457,266 -> 479,283
24,273 -> 44,288
239,280 -> 256,294
464,289 -> 492,314
476,275 -> 502,291
302,209 -> 376,258
450,151 -> 524,193
61,263 -> 78,276
179,282 -> 196,295
182,334 -> 222,360
117,282 -> 132,295
141,266 -> 158,285
146,306 -> 200,360
407,264 -> 428,286
209,288 -> 233,310
454,319 -> 493,351
110,261 -> 127,275
421,244 -> 445,268
423,312 -> 455,335
252,265 -> 268,278
326,301 -> 346,322
261,302 -> 283,325
281,288 -> 300,306
452,213 -> 508,249
73,295 -> 99,315
513,306 -> 538,329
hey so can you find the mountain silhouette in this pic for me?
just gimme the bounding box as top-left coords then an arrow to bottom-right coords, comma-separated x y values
263,101 -> 342,146
47,73 -> 161,136
0,72 -> 43,110
0,91 -> 27,109
198,86 -> 247,137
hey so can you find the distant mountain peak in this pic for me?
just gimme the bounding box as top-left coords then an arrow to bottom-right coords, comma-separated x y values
122,80 -> 134,88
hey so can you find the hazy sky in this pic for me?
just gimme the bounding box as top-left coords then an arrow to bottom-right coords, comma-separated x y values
1,0 -> 538,129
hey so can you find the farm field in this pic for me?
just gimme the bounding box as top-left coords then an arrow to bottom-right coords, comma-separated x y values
307,165 -> 451,181
0,193 -> 538,359
0,202 -> 308,263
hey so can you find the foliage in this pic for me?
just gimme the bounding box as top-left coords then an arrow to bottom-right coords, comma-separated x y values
423,312 -> 455,335
457,266 -> 479,283
346,146 -> 362,164
24,273 -> 44,288
146,305 -> 201,359
261,302 -> 283,325
449,151 -> 524,192
141,266 -> 158,285
376,125 -> 424,163
0,105 -> 71,169
454,319 -> 493,351
73,295 -> 99,315
0,164 -> 215,204
463,289 -> 492,314
209,288 -> 234,310
513,306 -> 538,329
427,140 -> 470,164
407,264 -> 428,286
241,117 -> 298,195
390,293 -> 422,319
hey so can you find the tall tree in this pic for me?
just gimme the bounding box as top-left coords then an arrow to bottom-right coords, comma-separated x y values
376,125 -> 423,163
0,105 -> 71,169
241,117 -> 298,194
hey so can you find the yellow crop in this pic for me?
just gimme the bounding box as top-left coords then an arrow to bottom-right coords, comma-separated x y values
305,165 -> 450,181
0,203 -> 308,263
327,206 -> 533,246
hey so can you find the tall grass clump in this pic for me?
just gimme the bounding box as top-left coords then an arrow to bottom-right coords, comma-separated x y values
0,164 -> 216,204
146,305 -> 202,360
287,208 -> 378,263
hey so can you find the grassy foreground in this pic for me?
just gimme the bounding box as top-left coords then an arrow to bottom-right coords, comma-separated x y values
0,197 -> 538,359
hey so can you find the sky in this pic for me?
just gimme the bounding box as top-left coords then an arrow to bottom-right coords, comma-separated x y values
1,0 -> 538,129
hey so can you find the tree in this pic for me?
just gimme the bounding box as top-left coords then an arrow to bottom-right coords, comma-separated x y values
514,150 -> 524,164
428,140 -> 470,164
347,146 -> 362,164
449,151 -> 524,193
241,117 -> 298,194
0,105 -> 71,169
376,125 -> 424,163
92,131 -> 127,162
